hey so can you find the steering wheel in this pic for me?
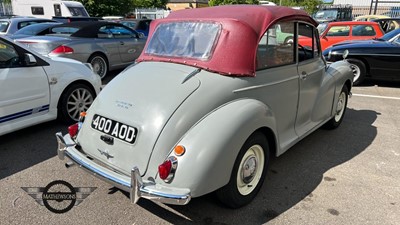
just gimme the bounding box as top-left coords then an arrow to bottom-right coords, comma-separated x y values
298,44 -> 307,56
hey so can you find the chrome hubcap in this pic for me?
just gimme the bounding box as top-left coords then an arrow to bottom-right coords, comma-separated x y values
241,156 -> 257,184
335,92 -> 346,122
236,144 -> 264,195
91,56 -> 107,78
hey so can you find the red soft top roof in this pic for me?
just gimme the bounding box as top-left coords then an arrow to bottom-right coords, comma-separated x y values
137,5 -> 317,76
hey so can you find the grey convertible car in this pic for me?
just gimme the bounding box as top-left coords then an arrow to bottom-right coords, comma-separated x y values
56,5 -> 353,208
16,21 -> 146,79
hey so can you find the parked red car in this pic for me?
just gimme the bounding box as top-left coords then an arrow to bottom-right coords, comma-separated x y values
299,21 -> 385,50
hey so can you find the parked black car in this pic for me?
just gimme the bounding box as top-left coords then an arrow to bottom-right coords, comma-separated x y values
323,28 -> 400,85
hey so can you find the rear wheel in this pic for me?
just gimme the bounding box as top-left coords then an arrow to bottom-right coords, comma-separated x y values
88,54 -> 108,79
58,83 -> 95,124
216,132 -> 269,208
323,85 -> 349,130
347,58 -> 366,86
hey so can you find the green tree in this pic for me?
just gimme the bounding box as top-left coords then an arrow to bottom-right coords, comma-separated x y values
209,0 -> 259,7
77,0 -> 135,17
132,0 -> 168,8
269,0 -> 322,14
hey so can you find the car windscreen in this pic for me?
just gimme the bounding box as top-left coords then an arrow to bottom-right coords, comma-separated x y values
145,22 -> 220,60
379,28 -> 400,41
317,23 -> 327,35
0,21 -> 10,33
68,7 -> 89,17
314,10 -> 338,21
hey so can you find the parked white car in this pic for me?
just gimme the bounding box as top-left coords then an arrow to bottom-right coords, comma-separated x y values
0,36 -> 101,136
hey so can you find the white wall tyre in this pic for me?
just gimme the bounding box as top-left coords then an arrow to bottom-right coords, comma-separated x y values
323,85 -> 349,130
347,58 -> 366,86
216,132 -> 269,208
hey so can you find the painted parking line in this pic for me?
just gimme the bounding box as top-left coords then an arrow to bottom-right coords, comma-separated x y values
352,93 -> 400,100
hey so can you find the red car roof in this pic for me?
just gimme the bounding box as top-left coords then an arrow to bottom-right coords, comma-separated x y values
137,5 -> 317,77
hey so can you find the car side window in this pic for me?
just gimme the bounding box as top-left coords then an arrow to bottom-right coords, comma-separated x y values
256,22 -> 295,70
99,25 -> 136,39
352,25 -> 376,36
298,23 -> 319,62
326,26 -> 350,36
0,40 -> 20,68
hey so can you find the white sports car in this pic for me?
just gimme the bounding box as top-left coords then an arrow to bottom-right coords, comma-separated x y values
0,36 -> 101,136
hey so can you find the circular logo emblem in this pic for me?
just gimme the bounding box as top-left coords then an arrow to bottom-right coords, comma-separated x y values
42,180 -> 76,214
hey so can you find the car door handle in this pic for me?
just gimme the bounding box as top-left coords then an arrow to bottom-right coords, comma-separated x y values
120,41 -> 125,45
300,71 -> 308,80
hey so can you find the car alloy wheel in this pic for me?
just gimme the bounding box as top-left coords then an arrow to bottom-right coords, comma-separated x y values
89,55 -> 108,79
66,87 -> 94,121
58,83 -> 95,124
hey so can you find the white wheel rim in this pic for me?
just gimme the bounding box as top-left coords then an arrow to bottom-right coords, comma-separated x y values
236,144 -> 265,196
350,64 -> 360,83
334,91 -> 346,122
91,56 -> 107,78
67,88 -> 94,121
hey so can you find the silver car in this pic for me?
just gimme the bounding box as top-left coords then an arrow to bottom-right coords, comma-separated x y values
56,5 -> 353,208
16,21 -> 147,79
0,16 -> 56,35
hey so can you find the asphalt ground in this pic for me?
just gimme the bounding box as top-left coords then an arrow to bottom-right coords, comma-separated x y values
0,76 -> 399,225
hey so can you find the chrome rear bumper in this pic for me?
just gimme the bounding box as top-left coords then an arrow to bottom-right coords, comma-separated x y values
56,132 -> 191,205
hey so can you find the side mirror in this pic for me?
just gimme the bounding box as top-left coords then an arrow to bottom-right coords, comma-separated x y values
137,32 -> 145,39
24,53 -> 37,66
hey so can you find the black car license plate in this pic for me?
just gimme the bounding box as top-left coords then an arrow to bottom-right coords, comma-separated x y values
91,114 -> 137,144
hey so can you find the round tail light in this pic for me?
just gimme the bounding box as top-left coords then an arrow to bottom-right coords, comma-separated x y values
158,156 -> 177,182
158,160 -> 172,180
68,123 -> 79,138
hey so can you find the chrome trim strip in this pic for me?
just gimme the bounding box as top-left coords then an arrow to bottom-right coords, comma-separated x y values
331,52 -> 400,57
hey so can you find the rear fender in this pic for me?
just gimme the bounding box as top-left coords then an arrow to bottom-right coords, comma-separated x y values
163,99 -> 277,197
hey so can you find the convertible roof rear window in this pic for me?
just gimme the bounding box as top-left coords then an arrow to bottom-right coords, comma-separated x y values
145,22 -> 220,60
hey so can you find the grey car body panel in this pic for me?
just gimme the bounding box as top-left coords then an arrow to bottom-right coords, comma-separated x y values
77,62 -> 201,175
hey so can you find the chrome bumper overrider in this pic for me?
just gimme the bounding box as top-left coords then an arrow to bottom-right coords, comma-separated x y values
55,132 -> 191,205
